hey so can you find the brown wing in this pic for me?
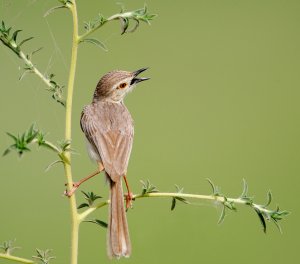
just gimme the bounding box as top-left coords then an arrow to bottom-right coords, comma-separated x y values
81,102 -> 134,182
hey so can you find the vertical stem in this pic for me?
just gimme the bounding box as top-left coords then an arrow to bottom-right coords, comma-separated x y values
65,1 -> 79,264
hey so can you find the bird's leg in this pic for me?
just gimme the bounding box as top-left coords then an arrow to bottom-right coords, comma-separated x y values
123,175 -> 134,210
65,163 -> 104,197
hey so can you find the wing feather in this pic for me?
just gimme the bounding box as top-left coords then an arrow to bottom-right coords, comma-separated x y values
81,102 -> 134,182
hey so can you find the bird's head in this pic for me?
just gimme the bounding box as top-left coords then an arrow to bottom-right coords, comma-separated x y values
93,68 -> 149,103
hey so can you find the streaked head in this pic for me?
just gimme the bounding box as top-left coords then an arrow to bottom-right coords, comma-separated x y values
93,68 -> 149,103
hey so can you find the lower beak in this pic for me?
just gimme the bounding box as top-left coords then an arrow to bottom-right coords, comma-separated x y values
131,67 -> 150,84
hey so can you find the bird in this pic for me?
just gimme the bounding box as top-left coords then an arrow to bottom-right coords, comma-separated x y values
73,68 -> 149,258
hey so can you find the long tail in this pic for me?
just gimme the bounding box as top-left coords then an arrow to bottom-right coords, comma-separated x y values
107,179 -> 131,259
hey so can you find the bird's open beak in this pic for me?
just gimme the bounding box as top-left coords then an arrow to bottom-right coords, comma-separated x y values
131,67 -> 150,85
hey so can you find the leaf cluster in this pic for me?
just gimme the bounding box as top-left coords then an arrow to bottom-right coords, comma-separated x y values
254,199 -> 289,233
83,14 -> 106,32
0,21 -> 33,57
171,185 -> 190,211
208,179 -> 289,232
3,124 -> 42,156
78,191 -> 108,229
0,240 -> 20,255
32,249 -> 55,264
140,179 -> 159,195
3,124 -> 71,169
77,191 -> 102,209
114,5 -> 157,35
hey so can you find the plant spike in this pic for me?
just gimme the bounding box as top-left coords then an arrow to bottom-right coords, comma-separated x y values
140,179 -> 159,195
32,249 -> 55,264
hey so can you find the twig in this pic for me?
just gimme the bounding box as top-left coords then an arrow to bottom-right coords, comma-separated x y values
0,253 -> 34,264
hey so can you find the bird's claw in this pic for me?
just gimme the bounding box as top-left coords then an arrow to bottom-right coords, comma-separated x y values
125,192 -> 134,211
63,182 -> 80,197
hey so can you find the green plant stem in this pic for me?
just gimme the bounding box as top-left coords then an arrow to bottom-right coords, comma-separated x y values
78,13 -> 130,42
64,1 -> 80,264
18,51 -> 54,89
78,192 -> 273,221
0,253 -> 34,264
31,139 -> 60,153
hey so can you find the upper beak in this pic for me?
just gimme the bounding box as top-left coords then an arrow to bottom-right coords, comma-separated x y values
131,67 -> 150,85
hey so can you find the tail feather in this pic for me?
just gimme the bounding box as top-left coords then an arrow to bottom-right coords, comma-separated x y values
107,179 -> 131,259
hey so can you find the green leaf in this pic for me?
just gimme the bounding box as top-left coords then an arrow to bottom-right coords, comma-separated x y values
126,18 -> 140,33
6,132 -> 17,141
120,17 -> 129,34
80,38 -> 108,51
32,248 -> 55,263
271,218 -> 283,234
218,205 -> 226,225
45,160 -> 63,172
77,203 -> 89,209
224,200 -> 236,211
80,191 -> 102,206
0,239 -> 20,255
140,179 -> 158,195
11,29 -> 22,42
254,208 -> 267,233
18,36 -> 34,47
239,179 -> 253,204
84,219 -> 108,229
206,178 -> 221,196
262,190 -> 272,208
240,179 -> 248,198
171,198 -> 176,211
19,69 -> 33,81
175,196 -> 190,204
3,147 -> 12,156
175,184 -> 184,193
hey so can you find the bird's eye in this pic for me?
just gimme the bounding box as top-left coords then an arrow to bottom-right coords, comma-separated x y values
118,83 -> 127,89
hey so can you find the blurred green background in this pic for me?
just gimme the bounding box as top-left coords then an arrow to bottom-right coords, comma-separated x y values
0,0 -> 299,263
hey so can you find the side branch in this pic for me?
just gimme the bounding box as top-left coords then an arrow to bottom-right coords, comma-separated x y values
78,192 -> 242,221
78,180 -> 289,234
78,5 -> 156,42
0,253 -> 34,264
0,21 -> 65,105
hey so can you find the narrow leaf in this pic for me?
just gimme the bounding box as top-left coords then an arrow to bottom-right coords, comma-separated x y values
6,132 -> 17,141
3,147 -> 13,156
240,179 -> 248,198
126,18 -> 140,33
77,203 -> 89,209
218,205 -> 226,224
175,196 -> 190,204
263,190 -> 272,208
254,208 -> 267,233
19,69 -> 33,81
12,29 -> 22,41
171,197 -> 176,211
271,218 -> 283,234
84,219 -> 108,229
45,160 -> 63,172
18,36 -> 34,47
120,17 -> 129,34
80,38 -> 108,51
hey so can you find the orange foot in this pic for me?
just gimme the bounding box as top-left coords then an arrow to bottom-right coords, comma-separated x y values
125,192 -> 134,210
64,182 -> 80,197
